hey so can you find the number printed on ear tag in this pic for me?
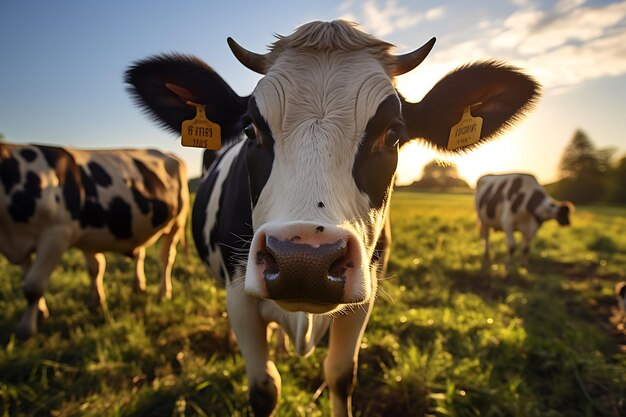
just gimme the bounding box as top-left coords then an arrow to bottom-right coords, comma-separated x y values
447,106 -> 483,150
181,103 -> 221,150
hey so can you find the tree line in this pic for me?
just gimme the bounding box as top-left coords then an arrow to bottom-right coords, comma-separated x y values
550,129 -> 626,204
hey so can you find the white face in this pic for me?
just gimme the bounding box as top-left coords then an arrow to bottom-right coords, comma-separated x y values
243,49 -> 402,313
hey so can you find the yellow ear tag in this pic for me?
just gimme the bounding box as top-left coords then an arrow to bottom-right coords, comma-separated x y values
447,106 -> 483,150
181,102 -> 221,150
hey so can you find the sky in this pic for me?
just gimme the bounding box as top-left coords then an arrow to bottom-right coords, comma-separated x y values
1,0 -> 625,186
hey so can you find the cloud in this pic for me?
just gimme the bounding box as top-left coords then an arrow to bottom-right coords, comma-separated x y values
488,1 -> 626,90
555,0 -> 586,13
340,0 -> 445,37
339,0 -> 626,93
527,27 -> 626,88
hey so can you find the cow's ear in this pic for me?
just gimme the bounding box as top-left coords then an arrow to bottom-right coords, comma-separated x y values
125,53 -> 249,140
400,61 -> 541,152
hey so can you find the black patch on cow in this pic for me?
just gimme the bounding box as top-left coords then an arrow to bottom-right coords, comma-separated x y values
7,172 -> 42,223
8,192 -> 35,223
151,200 -> 169,227
78,166 -> 107,229
202,150 -> 218,174
0,157 -> 20,194
81,201 -> 106,228
507,177 -> 522,199
511,192 -> 525,213
353,95 -> 403,209
133,159 -> 165,194
63,168 -> 82,220
87,161 -> 112,187
105,197 -> 133,239
80,167 -> 97,199
192,167 -> 220,264
478,184 -> 493,209
37,145 -> 82,220
526,190 -> 546,224
20,148 -> 37,162
486,180 -> 508,219
23,172 -> 42,199
132,158 -> 174,227
192,142 -> 253,281
131,187 -> 150,214
245,97 -> 275,207
216,146 -> 254,277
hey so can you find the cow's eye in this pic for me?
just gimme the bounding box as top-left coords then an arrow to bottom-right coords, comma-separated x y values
244,123 -> 258,140
384,128 -> 400,148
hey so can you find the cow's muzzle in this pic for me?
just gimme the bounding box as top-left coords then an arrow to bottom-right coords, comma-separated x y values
260,236 -> 348,304
245,222 -> 370,312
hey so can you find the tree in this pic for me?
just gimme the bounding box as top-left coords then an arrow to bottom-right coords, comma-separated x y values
606,156 -> 626,204
555,129 -> 613,204
558,130 -> 600,179
400,160 -> 470,192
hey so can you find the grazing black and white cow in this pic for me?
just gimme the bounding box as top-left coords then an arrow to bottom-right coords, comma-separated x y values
126,20 -> 540,417
0,142 -> 189,339
475,173 -> 572,270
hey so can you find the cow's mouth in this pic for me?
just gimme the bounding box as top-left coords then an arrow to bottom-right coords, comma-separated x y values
274,300 -> 340,314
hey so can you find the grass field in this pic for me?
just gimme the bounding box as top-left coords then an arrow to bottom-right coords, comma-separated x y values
1,191 -> 625,417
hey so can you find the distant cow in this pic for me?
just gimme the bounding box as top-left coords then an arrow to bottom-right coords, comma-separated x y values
126,20 -> 540,417
0,143 -> 189,339
475,173 -> 572,270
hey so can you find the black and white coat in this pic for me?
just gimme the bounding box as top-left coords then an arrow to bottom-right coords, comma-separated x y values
127,20 -> 540,417
475,173 -> 572,270
0,143 -> 189,339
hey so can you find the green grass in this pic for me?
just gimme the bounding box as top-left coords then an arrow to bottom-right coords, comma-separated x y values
1,191 -> 625,416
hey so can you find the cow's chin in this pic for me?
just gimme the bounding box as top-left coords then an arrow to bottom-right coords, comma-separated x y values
274,300 -> 340,315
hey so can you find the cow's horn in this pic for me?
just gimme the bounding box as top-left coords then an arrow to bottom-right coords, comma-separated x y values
393,37 -> 436,76
227,37 -> 268,75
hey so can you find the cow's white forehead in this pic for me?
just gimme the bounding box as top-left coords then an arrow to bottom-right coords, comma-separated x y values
250,49 -> 397,229
254,49 -> 397,148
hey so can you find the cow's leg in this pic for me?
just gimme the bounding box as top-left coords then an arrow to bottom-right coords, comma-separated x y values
20,257 -> 49,320
520,224 -> 538,269
84,252 -> 107,311
227,282 -> 280,417
503,225 -> 517,272
17,232 -> 69,339
324,298 -> 374,417
134,247 -> 147,293
480,223 -> 491,269
158,228 -> 181,300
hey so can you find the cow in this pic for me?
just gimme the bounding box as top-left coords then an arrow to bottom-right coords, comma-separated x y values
0,142 -> 189,339
475,173 -> 573,271
126,20 -> 540,417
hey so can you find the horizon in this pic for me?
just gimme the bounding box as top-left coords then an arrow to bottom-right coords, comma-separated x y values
1,0 -> 625,187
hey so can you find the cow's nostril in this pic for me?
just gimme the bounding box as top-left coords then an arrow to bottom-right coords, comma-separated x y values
257,250 -> 279,280
328,256 -> 349,282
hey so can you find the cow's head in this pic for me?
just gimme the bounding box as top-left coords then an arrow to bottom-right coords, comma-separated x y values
555,201 -> 574,226
126,20 -> 540,314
